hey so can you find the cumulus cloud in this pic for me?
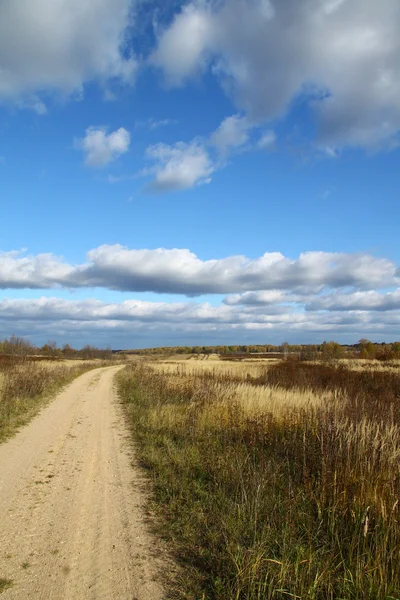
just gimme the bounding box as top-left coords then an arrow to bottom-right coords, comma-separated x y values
142,114 -> 255,192
150,3 -> 213,85
76,126 -> 131,167
141,113 -> 275,193
144,141 -> 215,191
306,289 -> 400,312
151,0 -> 400,149
224,291 -> 288,305
0,0 -> 136,107
258,130 -> 276,150
211,114 -> 250,152
0,250 -> 75,289
0,246 -> 398,295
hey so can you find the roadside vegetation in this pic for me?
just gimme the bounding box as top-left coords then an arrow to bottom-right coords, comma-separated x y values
118,356 -> 400,599
0,334 -> 114,360
0,336 -> 119,442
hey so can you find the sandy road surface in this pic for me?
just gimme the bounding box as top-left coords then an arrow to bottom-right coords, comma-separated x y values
0,366 -> 165,599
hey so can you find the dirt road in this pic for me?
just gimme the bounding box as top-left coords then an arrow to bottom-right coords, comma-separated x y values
0,366 -> 165,599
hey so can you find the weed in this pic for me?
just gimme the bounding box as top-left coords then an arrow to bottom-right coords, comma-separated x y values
0,578 -> 13,593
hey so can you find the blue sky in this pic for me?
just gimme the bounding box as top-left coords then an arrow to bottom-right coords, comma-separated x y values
0,0 -> 399,348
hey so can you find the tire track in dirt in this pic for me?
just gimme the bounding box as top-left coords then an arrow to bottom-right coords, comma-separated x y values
0,366 -> 166,599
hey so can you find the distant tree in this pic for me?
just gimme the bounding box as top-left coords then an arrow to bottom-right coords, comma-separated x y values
1,334 -> 35,356
299,345 -> 318,361
62,344 -> 75,358
41,341 -> 59,357
392,342 -> 400,357
281,342 -> 290,358
321,341 -> 345,361
358,338 -> 375,359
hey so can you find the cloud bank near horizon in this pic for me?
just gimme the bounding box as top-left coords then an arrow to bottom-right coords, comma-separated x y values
1,294 -> 400,347
1,244 -> 399,344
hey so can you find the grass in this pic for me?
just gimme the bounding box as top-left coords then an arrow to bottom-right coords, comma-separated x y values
151,356 -> 279,380
118,359 -> 400,599
337,359 -> 400,373
0,358 -> 118,443
0,578 -> 13,593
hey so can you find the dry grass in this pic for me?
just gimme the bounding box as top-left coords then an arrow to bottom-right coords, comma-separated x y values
35,359 -> 97,369
118,357 -> 400,599
337,358 -> 400,373
151,356 -> 278,381
152,371 -> 337,426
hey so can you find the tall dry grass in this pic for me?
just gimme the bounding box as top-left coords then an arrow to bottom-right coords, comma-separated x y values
118,359 -> 400,599
150,357 -> 277,382
337,358 -> 400,373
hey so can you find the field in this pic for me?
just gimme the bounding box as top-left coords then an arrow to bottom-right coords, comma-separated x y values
118,356 -> 400,599
149,354 -> 280,379
0,358 -> 118,442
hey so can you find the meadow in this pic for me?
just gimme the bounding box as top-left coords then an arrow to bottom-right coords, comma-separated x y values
118,355 -> 400,599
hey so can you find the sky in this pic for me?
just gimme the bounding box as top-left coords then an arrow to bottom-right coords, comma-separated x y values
0,0 -> 400,349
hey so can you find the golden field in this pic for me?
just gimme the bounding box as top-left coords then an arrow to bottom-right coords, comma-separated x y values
118,355 -> 400,599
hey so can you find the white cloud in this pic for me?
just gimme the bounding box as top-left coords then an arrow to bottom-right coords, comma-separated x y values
16,96 -> 48,115
0,250 -> 74,289
211,114 -> 250,151
136,118 -> 177,130
306,289 -> 400,312
0,0 -> 136,107
148,119 -> 176,130
150,3 -> 213,85
152,0 -> 400,149
224,291 -> 287,305
142,113 -> 271,192
76,127 -> 131,167
258,130 -> 276,150
142,115 -> 250,192
0,246 -> 398,296
144,141 -> 215,191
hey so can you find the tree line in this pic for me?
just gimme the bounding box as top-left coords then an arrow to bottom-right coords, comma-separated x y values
119,339 -> 400,361
0,335 -> 113,360
2,335 -> 400,361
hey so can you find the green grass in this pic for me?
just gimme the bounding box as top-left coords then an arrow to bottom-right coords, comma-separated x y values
118,362 -> 400,600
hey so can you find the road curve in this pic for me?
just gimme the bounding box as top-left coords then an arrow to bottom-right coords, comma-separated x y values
0,366 -> 165,599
